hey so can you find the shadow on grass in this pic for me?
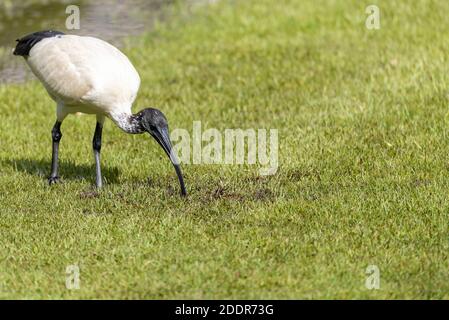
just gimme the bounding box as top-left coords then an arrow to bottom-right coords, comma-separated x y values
1,158 -> 121,184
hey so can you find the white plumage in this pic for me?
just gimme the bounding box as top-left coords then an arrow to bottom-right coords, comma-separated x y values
14,30 -> 186,195
26,34 -> 140,130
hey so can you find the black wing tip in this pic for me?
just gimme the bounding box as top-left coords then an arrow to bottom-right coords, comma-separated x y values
13,30 -> 65,56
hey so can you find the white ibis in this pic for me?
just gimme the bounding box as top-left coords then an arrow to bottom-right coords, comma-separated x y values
13,30 -> 186,196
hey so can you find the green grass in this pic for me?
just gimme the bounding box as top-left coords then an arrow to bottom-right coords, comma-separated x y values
1,0 -> 449,299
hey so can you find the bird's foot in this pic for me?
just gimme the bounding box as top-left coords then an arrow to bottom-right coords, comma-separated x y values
48,176 -> 61,185
95,177 -> 103,189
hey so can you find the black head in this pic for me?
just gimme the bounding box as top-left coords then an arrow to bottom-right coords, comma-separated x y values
137,108 -> 186,196
139,108 -> 169,134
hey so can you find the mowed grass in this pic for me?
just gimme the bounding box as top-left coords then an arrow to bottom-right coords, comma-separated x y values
1,0 -> 449,299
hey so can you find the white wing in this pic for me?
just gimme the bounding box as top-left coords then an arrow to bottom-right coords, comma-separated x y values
26,35 -> 140,114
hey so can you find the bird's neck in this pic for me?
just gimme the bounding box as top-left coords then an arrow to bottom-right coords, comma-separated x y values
109,112 -> 145,134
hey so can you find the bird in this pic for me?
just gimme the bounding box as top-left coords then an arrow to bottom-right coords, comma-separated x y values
13,30 -> 186,196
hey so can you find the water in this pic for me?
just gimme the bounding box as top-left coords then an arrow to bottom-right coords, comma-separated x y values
0,0 -> 200,83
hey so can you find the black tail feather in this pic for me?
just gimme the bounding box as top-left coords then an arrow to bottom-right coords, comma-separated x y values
13,30 -> 65,57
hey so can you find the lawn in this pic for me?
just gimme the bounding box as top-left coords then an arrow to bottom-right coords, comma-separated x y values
0,0 -> 448,299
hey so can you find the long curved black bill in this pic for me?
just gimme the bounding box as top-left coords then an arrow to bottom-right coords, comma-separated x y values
152,127 -> 187,196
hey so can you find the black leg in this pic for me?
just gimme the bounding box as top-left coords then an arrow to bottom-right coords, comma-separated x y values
93,122 -> 103,188
48,121 -> 62,184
